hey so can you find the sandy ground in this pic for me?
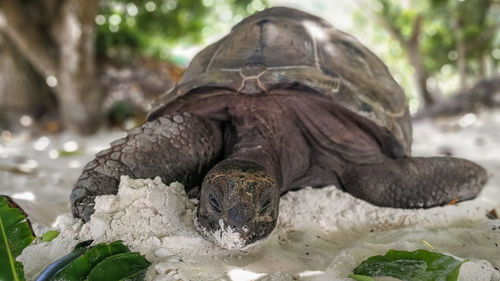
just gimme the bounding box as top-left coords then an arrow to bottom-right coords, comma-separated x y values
1,111 -> 500,280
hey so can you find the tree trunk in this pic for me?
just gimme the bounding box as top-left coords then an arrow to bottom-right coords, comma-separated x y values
457,33 -> 468,89
0,33 -> 57,129
51,0 -> 102,134
0,0 -> 103,134
478,53 -> 487,80
364,10 -> 435,108
406,42 -> 434,107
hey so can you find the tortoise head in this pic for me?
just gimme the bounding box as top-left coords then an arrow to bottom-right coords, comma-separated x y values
194,160 -> 279,249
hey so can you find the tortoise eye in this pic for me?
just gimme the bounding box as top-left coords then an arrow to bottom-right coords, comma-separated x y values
260,198 -> 271,214
209,192 -> 221,213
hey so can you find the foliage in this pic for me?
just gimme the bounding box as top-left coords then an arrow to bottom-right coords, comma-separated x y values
41,231 -> 60,243
0,195 -> 35,281
96,0 -> 269,64
36,240 -> 93,281
355,0 -> 500,110
349,249 -> 464,281
87,252 -> 152,280
37,240 -> 150,281
0,195 -> 150,280
348,274 -> 374,281
374,0 -> 500,73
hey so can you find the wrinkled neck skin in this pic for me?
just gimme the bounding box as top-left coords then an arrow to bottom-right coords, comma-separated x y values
223,95 -> 310,190
160,91 -> 313,190
194,95 -> 311,249
225,124 -> 283,187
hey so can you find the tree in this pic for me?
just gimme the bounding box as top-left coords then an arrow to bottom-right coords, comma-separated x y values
356,0 -> 500,109
356,0 -> 435,106
0,0 -> 266,134
428,0 -> 500,88
0,0 -> 102,134
0,33 -> 56,130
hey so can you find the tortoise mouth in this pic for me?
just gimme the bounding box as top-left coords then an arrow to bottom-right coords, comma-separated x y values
194,208 -> 247,249
193,207 -> 267,249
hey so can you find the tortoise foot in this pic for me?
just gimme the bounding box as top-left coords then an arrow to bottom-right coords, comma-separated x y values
70,113 -> 223,221
341,157 -> 488,208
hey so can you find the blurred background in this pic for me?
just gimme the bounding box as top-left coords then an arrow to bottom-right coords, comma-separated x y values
0,0 -> 499,225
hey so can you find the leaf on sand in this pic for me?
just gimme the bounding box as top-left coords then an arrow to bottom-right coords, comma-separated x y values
348,274 -> 375,281
37,241 -> 150,281
41,230 -> 60,242
0,195 -> 35,281
36,240 -> 93,281
58,150 -> 83,157
87,252 -> 152,281
351,249 -> 464,281
50,241 -> 130,280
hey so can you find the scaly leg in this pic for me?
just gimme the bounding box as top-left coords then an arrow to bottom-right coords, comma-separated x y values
70,112 -> 222,221
340,157 -> 487,208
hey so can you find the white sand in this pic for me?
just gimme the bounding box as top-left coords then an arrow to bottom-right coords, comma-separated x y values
6,111 -> 500,280
19,175 -> 500,280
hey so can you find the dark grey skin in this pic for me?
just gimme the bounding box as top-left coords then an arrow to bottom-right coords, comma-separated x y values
71,7 -> 487,248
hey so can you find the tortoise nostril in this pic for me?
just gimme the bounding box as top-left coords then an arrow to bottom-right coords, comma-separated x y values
227,205 -> 253,232
242,225 -> 249,233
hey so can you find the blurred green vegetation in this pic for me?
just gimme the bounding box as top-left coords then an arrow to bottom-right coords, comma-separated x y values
96,0 -> 499,110
375,0 -> 499,75
354,0 -> 500,112
96,0 -> 268,65
2,0 -> 497,133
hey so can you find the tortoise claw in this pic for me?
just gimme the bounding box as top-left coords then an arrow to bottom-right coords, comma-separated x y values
71,170 -> 120,221
71,192 -> 96,223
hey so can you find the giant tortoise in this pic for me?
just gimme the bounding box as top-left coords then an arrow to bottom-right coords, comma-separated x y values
71,7 -> 487,248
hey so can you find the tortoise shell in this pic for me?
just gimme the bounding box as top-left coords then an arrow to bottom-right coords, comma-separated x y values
149,7 -> 412,154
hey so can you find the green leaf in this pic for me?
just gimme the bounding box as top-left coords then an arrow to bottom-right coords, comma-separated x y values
348,274 -> 375,281
37,241 -> 150,281
87,252 -> 152,281
0,195 -> 35,281
36,240 -> 93,281
352,249 -> 464,281
58,150 -> 83,157
50,241 -> 130,280
41,231 -> 60,242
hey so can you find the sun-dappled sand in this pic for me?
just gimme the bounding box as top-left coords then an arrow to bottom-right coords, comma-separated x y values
3,110 -> 500,280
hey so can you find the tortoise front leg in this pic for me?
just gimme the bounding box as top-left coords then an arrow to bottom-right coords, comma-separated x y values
340,157 -> 487,208
70,112 -> 222,221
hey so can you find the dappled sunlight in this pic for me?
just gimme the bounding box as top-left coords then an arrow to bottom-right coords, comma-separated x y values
18,159 -> 38,173
12,192 -> 36,201
228,269 -> 266,281
20,115 -> 33,127
62,140 -> 79,152
458,113 -> 477,128
1,130 -> 13,141
48,149 -> 60,159
68,160 -> 82,169
33,137 -> 50,151
45,75 -> 58,88
296,270 -> 324,278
